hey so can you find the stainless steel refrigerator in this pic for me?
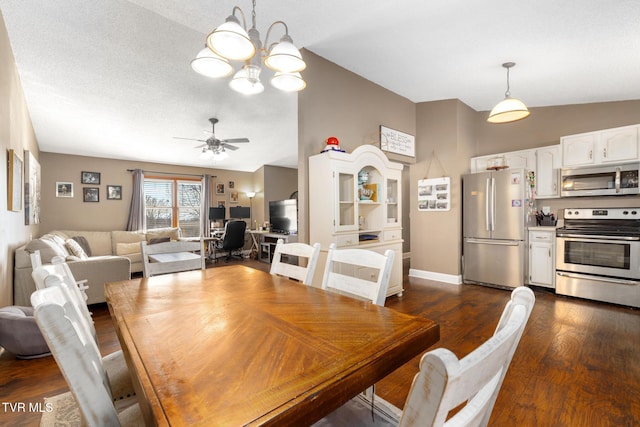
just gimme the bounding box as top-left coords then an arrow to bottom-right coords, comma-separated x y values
463,168 -> 529,288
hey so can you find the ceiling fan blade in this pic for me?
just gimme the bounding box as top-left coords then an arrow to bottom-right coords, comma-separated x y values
221,138 -> 250,144
174,137 -> 208,143
221,143 -> 239,151
194,144 -> 207,149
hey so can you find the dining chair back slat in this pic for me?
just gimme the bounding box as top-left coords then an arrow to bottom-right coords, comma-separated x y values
270,239 -> 321,285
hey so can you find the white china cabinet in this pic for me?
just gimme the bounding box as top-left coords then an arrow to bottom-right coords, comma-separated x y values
309,145 -> 404,297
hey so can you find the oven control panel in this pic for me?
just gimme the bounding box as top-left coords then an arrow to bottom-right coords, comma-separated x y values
563,208 -> 639,220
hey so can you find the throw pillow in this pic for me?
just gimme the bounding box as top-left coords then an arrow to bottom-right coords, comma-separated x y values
71,236 -> 92,257
65,239 -> 89,260
148,237 -> 170,245
116,242 -> 141,256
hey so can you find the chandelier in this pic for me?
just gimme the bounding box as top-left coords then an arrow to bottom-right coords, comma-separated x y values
487,62 -> 530,124
191,0 -> 306,95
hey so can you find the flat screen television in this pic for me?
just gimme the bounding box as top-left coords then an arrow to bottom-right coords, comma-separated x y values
209,206 -> 226,221
229,206 -> 251,219
269,199 -> 297,234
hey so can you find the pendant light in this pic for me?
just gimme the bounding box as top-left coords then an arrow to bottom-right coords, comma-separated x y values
487,62 -> 530,124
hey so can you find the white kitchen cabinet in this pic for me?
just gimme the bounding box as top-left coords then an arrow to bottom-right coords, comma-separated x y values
470,149 -> 536,174
535,145 -> 562,198
309,145 -> 404,297
528,228 -> 555,288
561,124 -> 640,167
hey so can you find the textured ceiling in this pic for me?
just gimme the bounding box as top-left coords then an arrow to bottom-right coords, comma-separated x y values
2,0 -> 639,171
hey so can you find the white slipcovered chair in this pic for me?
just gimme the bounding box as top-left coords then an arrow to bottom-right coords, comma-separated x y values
31,286 -> 143,426
321,243 -> 395,306
314,286 -> 536,427
269,239 -> 321,285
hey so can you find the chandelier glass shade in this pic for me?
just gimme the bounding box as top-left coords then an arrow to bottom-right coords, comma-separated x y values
191,47 -> 233,78
193,1 -> 306,95
487,62 -> 530,124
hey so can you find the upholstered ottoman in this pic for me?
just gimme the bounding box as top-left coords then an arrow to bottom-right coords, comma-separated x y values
0,306 -> 50,359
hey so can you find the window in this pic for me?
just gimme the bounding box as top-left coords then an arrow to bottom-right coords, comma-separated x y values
144,177 -> 202,237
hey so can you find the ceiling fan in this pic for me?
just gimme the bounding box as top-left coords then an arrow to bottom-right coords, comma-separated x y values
174,118 -> 249,160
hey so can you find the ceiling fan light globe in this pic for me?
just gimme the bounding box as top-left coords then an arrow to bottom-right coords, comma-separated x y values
212,150 -> 229,161
207,16 -> 255,61
230,66 -> 264,95
199,148 -> 214,159
487,97 -> 530,123
271,72 -> 306,92
265,36 -> 306,73
191,48 -> 234,78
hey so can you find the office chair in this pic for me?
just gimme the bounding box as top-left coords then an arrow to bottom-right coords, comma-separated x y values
215,221 -> 247,262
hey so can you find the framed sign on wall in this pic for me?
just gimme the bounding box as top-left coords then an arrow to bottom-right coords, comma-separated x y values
380,125 -> 415,158
7,149 -> 23,211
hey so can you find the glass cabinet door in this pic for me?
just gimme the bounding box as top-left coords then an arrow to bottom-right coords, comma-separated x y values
386,178 -> 399,225
336,170 -> 356,230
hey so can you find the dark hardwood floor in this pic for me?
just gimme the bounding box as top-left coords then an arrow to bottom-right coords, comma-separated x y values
1,259 -> 638,426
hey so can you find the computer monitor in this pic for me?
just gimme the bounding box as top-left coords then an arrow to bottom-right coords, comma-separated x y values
209,206 -> 226,221
229,206 -> 251,219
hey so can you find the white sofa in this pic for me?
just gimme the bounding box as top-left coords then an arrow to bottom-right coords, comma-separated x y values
14,227 -> 181,306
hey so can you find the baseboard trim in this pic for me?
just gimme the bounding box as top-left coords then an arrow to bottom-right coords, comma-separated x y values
409,268 -> 463,285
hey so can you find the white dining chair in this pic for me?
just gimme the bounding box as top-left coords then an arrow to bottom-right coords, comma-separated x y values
141,238 -> 205,277
270,239 -> 321,285
32,270 -> 136,403
321,243 -> 395,306
31,286 -> 143,426
313,286 -> 536,427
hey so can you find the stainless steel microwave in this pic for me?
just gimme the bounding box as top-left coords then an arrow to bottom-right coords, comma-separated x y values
560,163 -> 640,197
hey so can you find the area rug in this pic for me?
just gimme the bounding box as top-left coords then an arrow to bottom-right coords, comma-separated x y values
40,391 -> 80,427
312,393 -> 401,426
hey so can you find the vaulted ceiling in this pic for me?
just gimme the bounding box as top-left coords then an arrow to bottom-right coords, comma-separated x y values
2,0 -> 639,171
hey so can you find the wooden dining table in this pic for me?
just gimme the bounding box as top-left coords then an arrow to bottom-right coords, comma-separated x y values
105,265 -> 439,426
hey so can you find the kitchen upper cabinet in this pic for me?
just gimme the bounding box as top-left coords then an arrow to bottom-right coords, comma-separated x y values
561,124 -> 640,167
470,149 -> 536,173
535,145 -> 562,198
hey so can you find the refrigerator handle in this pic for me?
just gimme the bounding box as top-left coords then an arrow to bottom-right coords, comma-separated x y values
491,177 -> 496,231
485,178 -> 490,231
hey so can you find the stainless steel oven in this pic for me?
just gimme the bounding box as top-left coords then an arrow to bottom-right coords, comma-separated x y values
556,208 -> 640,308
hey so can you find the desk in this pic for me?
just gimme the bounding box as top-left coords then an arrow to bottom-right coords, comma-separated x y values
105,266 -> 439,426
247,229 -> 269,259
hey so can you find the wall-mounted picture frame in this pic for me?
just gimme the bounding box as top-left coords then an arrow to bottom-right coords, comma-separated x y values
24,150 -> 41,225
230,190 -> 238,203
217,199 -> 226,208
56,182 -> 74,198
7,149 -> 23,211
216,182 -> 225,194
107,185 -> 122,200
228,180 -> 235,189
81,171 -> 101,184
380,125 -> 415,158
418,177 -> 451,211
83,187 -> 99,202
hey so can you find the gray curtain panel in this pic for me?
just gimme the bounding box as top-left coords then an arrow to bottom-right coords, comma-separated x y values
126,169 -> 145,231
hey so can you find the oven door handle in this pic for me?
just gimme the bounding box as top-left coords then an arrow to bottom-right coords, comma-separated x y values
556,233 -> 640,241
557,271 -> 640,286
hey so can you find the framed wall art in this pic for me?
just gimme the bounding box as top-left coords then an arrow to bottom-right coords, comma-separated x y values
216,182 -> 225,194
380,125 -> 415,158
418,177 -> 451,211
56,182 -> 74,198
81,171 -> 101,184
24,150 -> 41,224
230,190 -> 238,203
83,187 -> 99,202
7,149 -> 23,211
107,185 -> 122,200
